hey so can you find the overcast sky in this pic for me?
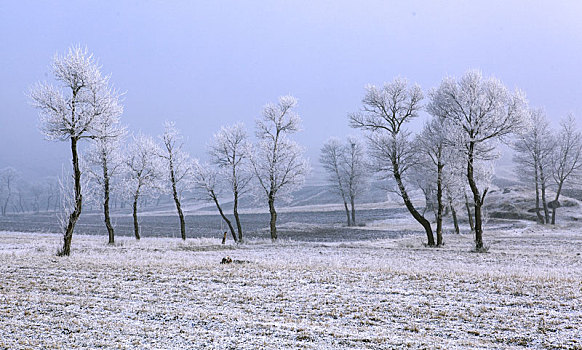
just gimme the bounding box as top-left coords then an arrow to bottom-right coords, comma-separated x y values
1,1 -> 582,181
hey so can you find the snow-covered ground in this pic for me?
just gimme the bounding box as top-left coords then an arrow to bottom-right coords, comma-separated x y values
1,222 -> 581,349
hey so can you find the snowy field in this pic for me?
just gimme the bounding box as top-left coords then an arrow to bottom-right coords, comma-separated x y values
1,221 -> 581,349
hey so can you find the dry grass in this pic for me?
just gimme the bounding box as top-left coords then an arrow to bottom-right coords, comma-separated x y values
0,222 -> 581,349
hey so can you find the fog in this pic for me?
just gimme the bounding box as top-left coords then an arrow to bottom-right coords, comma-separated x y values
1,1 -> 582,180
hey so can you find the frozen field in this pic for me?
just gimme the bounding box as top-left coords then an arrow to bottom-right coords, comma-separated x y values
0,221 -> 581,349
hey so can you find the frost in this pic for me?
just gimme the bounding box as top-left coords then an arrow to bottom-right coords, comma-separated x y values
0,222 -> 580,349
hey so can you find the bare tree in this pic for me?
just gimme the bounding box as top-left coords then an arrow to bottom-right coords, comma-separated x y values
251,96 -> 309,240
343,136 -> 368,226
550,114 -> 582,224
85,109 -> 126,244
30,45 -> 123,256
209,123 -> 253,242
427,70 -> 529,251
30,183 -> 44,213
512,108 -> 555,224
41,177 -> 59,212
192,161 -> 237,242
0,167 -> 18,216
350,78 -> 436,246
320,137 -> 367,226
158,122 -> 194,240
320,138 -> 352,226
123,134 -> 163,240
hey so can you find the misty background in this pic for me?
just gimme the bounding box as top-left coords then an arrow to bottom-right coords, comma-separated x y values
1,0 -> 582,182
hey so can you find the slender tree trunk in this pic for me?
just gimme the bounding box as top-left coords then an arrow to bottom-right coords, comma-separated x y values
343,200 -> 351,226
449,200 -> 460,235
169,163 -> 186,240
233,189 -> 243,242
350,197 -> 356,226
534,160 -> 544,224
212,191 -> 237,242
1,194 -> 8,216
464,193 -> 474,233
103,157 -> 115,244
436,164 -> 444,246
551,183 -> 563,225
391,151 -> 435,246
59,137 -> 83,256
132,192 -> 140,240
268,193 -> 277,240
539,164 -> 550,223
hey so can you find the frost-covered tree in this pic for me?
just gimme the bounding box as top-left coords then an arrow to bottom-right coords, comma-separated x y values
30,46 -> 122,256
209,123 -> 252,242
512,108 -> 555,224
192,161 -> 237,242
350,78 -> 436,246
320,136 -> 367,226
251,96 -> 309,240
0,167 -> 18,216
123,134 -> 163,240
427,70 -> 529,250
158,122 -> 194,240
550,114 -> 582,224
84,105 -> 126,244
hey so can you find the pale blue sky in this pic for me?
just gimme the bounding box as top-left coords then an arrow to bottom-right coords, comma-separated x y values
1,1 -> 582,180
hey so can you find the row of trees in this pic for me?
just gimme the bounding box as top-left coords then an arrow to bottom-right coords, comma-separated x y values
513,112 -> 582,225
25,46 -> 582,255
29,46 -> 308,256
323,72 -> 580,252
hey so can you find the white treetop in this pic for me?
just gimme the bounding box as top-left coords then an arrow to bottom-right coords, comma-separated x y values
427,70 -> 529,159
209,123 -> 253,196
252,96 -> 309,202
30,46 -> 122,141
123,134 -> 163,199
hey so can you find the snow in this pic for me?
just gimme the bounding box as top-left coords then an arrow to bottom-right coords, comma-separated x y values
0,223 -> 581,349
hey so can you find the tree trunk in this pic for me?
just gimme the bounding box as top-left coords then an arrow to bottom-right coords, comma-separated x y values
450,201 -> 460,235
103,156 -> 115,244
534,160 -> 544,224
268,193 -> 277,240
343,200 -> 351,226
551,182 -> 563,225
350,197 -> 356,226
132,191 -> 141,240
391,152 -> 435,246
464,193 -> 474,233
212,191 -> 237,242
169,163 -> 186,240
59,137 -> 83,257
539,164 -> 550,224
436,164 -> 444,246
233,189 -> 243,242
467,142 -> 485,250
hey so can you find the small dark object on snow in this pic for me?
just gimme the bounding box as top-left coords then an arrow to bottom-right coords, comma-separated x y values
220,256 -> 250,264
221,231 -> 227,245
